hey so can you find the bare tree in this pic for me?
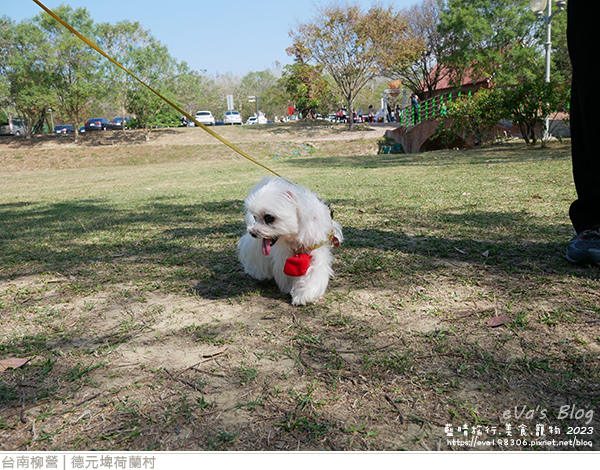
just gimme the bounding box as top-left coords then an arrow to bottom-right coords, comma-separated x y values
387,0 -> 448,100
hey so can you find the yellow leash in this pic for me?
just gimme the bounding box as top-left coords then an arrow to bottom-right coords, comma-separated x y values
31,0 -> 281,178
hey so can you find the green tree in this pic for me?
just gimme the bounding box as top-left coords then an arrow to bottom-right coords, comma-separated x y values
0,16 -> 13,111
172,61 -> 208,117
99,20 -> 206,126
438,79 -> 569,147
283,62 -> 330,119
499,78 -> 569,146
238,70 -> 279,120
97,20 -> 154,131
124,38 -> 178,139
289,3 -> 420,129
439,88 -> 503,146
200,76 -> 227,118
262,78 -> 293,121
438,0 -> 540,86
0,17 -> 56,136
37,6 -> 101,140
283,42 -> 331,119
2,9 -> 200,138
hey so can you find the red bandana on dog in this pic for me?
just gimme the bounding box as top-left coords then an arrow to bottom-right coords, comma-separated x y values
283,229 -> 340,277
284,253 -> 312,277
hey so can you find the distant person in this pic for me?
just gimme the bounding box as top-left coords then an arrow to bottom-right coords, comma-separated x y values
411,95 -> 420,124
368,104 -> 374,123
565,0 -> 600,265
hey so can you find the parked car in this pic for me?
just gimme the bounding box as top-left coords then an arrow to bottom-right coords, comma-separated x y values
245,114 -> 268,125
194,111 -> 215,126
108,117 -> 131,130
0,117 -> 27,136
223,110 -> 242,125
54,124 -> 74,134
84,118 -> 110,131
79,126 -> 86,133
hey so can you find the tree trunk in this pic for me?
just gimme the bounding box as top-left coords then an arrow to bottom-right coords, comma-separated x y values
347,95 -> 355,131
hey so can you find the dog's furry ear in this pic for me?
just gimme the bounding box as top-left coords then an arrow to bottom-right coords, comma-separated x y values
275,189 -> 296,209
295,201 -> 333,247
244,210 -> 256,227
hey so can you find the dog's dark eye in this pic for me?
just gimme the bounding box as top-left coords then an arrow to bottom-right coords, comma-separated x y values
264,214 -> 275,224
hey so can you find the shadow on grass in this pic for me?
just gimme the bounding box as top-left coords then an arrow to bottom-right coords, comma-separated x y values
337,205 -> 600,284
0,197 -> 286,305
1,197 -> 597,298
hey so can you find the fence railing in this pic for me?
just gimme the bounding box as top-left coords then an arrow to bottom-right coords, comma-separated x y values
394,88 -> 475,127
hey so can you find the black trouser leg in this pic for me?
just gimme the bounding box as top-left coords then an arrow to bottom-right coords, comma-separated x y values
568,0 -> 600,233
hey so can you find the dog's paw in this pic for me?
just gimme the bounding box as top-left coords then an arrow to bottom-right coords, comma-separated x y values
291,297 -> 308,307
290,290 -> 321,306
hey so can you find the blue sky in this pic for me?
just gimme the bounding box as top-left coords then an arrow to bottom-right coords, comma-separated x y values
5,0 -> 420,76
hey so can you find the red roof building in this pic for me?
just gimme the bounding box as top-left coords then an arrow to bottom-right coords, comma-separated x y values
421,65 -> 493,98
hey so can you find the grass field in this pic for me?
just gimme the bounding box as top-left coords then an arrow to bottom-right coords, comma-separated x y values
0,125 -> 598,451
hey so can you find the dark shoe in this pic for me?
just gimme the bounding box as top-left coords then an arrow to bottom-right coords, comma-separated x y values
566,229 -> 600,265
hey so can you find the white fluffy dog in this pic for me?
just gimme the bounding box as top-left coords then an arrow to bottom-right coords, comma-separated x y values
238,177 -> 343,306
